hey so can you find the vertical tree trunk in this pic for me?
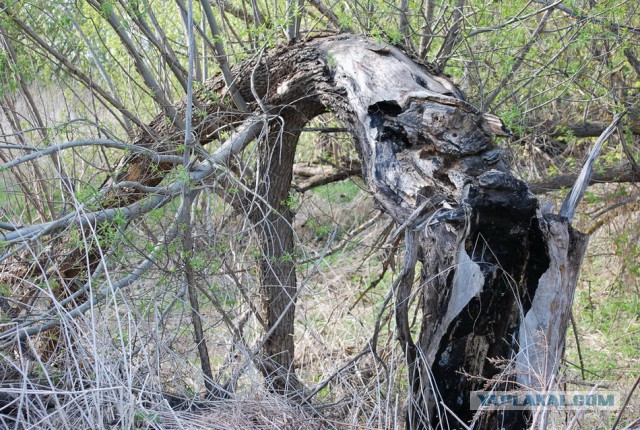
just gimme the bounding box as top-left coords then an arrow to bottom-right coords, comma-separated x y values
253,114 -> 304,395
411,179 -> 588,429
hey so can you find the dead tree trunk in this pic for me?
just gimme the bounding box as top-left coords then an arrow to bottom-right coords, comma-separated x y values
304,35 -> 588,428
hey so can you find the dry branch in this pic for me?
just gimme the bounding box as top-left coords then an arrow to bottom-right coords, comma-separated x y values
530,164 -> 638,194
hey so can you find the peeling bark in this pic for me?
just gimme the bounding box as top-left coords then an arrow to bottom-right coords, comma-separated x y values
310,34 -> 587,429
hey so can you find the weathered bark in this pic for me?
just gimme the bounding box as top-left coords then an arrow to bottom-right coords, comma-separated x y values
224,46 -> 327,394
253,123 -> 302,394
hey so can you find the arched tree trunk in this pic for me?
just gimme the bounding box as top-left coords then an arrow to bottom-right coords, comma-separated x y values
1,33 -> 589,429
298,35 -> 587,428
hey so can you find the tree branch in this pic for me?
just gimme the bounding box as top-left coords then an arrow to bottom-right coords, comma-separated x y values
623,48 -> 640,78
197,0 -> 248,112
1,139 -> 183,171
1,117 -> 267,246
86,0 -> 183,129
530,164 -> 638,194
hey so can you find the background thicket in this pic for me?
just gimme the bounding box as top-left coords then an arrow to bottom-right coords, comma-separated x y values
0,0 -> 638,428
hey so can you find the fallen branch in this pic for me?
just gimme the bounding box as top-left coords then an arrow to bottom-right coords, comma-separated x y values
1,139 -> 183,171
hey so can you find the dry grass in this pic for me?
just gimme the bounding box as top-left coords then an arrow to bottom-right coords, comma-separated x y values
1,86 -> 638,430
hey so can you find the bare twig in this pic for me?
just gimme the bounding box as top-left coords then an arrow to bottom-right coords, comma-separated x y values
0,2 -> 150,132
307,0 -> 341,28
86,0 -> 184,129
530,0 -> 640,35
484,8 -> 553,109
1,139 -> 183,170
570,312 -> 586,380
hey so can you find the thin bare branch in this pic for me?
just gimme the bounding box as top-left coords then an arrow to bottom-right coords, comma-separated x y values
86,0 -> 184,129
530,0 -> 640,35
484,8 -> 553,109
1,139 -> 183,170
197,0 -> 248,112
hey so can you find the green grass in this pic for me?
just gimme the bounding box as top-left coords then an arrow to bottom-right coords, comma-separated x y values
311,180 -> 361,204
567,264 -> 640,384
